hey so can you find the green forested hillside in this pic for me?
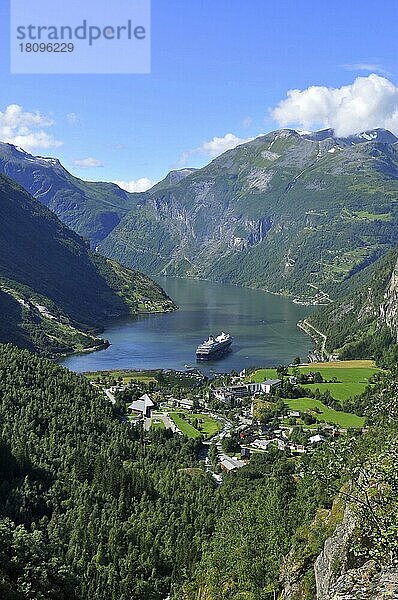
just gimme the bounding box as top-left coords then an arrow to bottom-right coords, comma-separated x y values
308,247 -> 398,364
0,344 -> 217,599
0,345 -> 396,599
0,142 -> 138,245
2,131 -> 398,304
99,129 -> 398,302
0,174 -> 175,356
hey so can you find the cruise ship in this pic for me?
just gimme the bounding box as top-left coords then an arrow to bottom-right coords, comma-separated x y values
196,332 -> 233,360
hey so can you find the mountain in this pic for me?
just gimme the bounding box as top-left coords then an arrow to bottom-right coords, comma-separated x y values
0,142 -> 138,246
307,246 -> 398,363
98,128 -> 398,302
2,129 -> 398,304
0,174 -> 175,356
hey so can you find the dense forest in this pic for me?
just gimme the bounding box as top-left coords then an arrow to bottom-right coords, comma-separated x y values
0,343 -> 397,598
309,247 -> 398,366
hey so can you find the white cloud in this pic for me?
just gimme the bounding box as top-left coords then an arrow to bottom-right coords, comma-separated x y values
200,133 -> 252,157
342,63 -> 389,76
113,178 -> 155,193
0,104 -> 62,151
178,132 -> 257,166
270,74 -> 398,137
72,157 -> 104,168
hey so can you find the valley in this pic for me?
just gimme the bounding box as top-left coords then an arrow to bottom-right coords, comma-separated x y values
2,129 -> 398,307
1,129 -> 398,600
1,2 -> 398,597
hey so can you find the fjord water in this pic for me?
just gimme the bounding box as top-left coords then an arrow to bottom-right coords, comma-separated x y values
60,277 -> 314,374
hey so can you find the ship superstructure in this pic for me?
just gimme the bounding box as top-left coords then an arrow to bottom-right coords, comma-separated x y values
196,332 -> 233,360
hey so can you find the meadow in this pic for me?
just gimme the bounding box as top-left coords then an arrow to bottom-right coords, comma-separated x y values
251,360 -> 381,401
169,411 -> 221,439
284,398 -> 365,428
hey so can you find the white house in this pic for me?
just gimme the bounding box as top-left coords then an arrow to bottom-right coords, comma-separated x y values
288,410 -> 301,418
176,398 -> 194,410
309,434 -> 326,445
128,394 -> 155,418
220,457 -> 245,472
252,437 -> 286,451
260,379 -> 282,394
213,379 -> 282,401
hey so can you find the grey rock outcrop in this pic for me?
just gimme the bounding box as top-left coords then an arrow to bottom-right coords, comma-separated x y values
381,258 -> 398,341
315,508 -> 398,599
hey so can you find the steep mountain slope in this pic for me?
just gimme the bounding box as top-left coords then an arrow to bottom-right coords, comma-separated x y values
0,174 -> 175,356
0,142 -> 137,245
308,246 -> 398,362
99,128 -> 398,302
0,143 -> 198,247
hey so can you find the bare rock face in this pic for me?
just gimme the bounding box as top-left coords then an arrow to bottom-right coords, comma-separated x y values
320,562 -> 398,599
381,258 -> 398,341
314,508 -> 398,599
314,508 -> 357,599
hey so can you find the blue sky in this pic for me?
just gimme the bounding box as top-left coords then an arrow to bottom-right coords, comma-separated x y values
0,0 -> 397,190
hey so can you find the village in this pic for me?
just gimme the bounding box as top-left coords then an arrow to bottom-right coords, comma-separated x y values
87,359 -> 377,480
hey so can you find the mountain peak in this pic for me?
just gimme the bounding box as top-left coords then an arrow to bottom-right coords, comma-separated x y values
0,141 -> 65,170
292,128 -> 398,144
149,167 -> 197,192
348,128 -> 398,144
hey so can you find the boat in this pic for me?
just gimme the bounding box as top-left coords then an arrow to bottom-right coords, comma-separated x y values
196,332 -> 233,361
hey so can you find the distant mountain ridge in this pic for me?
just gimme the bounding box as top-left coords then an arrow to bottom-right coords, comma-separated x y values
1,128 -> 398,303
0,142 -> 199,247
99,127 -> 398,302
0,142 -> 137,245
0,173 -> 175,356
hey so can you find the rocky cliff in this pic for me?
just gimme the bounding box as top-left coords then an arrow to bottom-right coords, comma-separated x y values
279,500 -> 398,600
314,507 -> 398,599
381,257 -> 398,341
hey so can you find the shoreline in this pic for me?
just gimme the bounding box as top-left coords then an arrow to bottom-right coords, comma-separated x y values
57,278 -> 318,368
156,273 -> 332,307
54,303 -> 178,361
297,319 -> 328,356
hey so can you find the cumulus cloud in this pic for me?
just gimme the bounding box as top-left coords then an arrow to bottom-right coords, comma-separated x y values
179,132 -> 256,166
270,74 -> 398,137
0,104 -> 62,151
113,178 -> 155,193
200,133 -> 253,157
72,157 -> 104,168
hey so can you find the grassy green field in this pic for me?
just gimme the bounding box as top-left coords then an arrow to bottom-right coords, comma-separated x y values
351,210 -> 392,222
250,368 -> 279,382
298,362 -> 380,401
151,419 -> 166,431
169,412 -> 202,439
169,412 -> 221,439
84,369 -> 159,384
285,398 -> 365,428
251,361 -> 381,401
191,413 -> 221,437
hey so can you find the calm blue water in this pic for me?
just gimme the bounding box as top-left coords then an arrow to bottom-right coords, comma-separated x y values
59,277 -> 314,374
